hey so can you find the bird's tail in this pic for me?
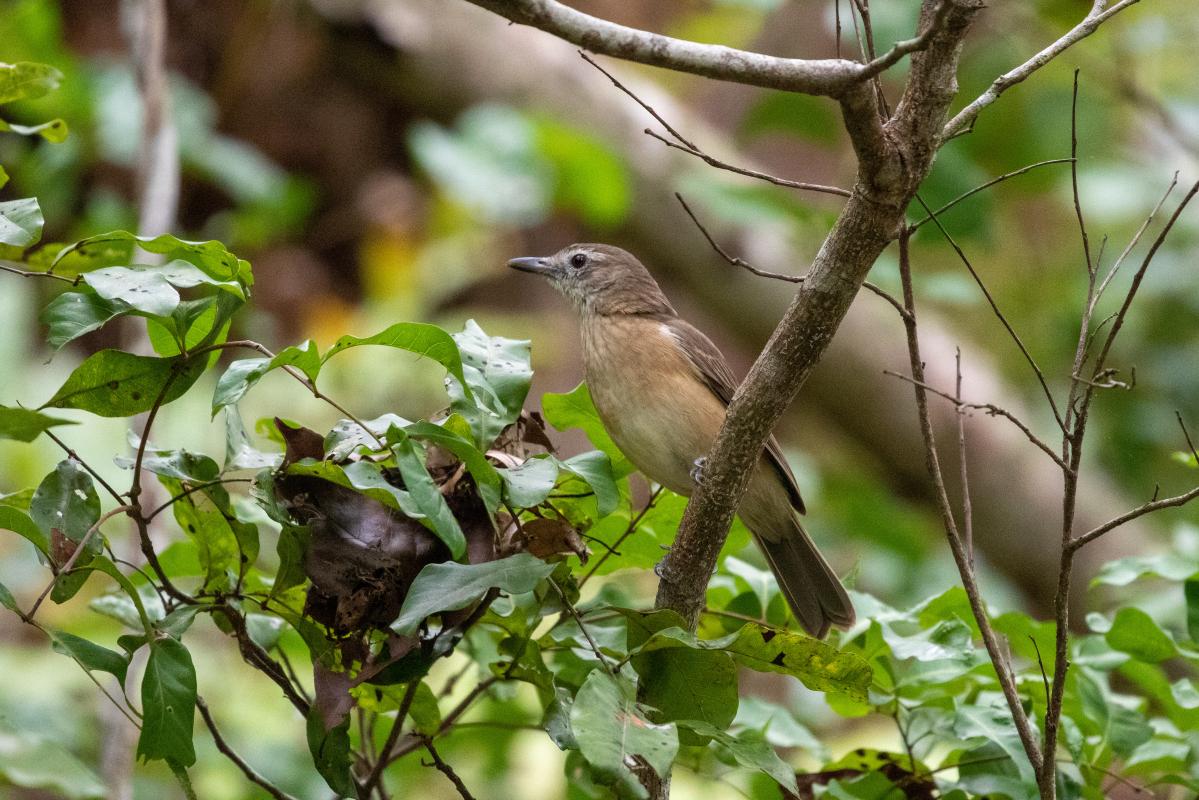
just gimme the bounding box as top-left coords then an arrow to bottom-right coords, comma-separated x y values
754,516 -> 855,639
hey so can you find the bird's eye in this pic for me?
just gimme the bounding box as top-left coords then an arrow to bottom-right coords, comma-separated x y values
570,252 -> 588,269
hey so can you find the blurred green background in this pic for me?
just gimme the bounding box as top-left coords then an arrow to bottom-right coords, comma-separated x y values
0,0 -> 1196,797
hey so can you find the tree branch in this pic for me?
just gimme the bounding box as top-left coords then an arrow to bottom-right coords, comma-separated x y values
197,698 -> 298,800
1069,486 -> 1199,551
464,0 -> 879,96
942,0 -> 1142,139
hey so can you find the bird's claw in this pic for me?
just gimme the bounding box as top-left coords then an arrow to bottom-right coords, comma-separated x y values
689,456 -> 706,485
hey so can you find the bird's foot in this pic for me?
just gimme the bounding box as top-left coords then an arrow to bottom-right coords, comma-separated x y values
653,547 -> 673,579
689,457 -> 706,486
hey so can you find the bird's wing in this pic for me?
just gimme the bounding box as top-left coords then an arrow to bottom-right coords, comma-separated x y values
663,317 -> 806,514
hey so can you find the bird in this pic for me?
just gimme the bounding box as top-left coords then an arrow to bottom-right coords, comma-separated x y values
508,243 -> 854,638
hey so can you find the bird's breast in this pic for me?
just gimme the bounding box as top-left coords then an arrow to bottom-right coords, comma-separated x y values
580,315 -> 725,495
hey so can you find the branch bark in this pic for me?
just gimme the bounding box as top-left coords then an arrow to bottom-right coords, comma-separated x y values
464,0 -> 886,96
656,0 -> 985,629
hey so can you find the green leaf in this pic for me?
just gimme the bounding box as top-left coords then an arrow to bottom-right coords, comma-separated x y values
448,320 -> 532,447
51,231 -> 250,285
161,476 -> 256,589
570,670 -> 678,784
1186,578 -> 1199,642
0,728 -> 106,800
223,409 -> 279,472
0,61 -> 62,103
1092,554 -> 1199,586
628,617 -> 872,703
391,435 -> 465,558
626,609 -> 739,734
44,351 -> 203,417
31,460 -> 100,543
0,197 -> 43,247
324,321 -> 467,387
533,116 -> 631,228
118,448 -> 220,483
405,420 -> 502,512
0,580 -> 17,613
499,456 -> 559,508
81,267 -> 180,317
558,451 -> 619,517
392,553 -> 556,636
138,637 -> 197,767
284,458 -> 415,514
0,116 -> 68,142
50,630 -> 129,686
1106,607 -> 1177,663
40,291 -> 131,350
211,357 -> 270,413
541,382 -> 633,476
678,721 -> 797,793
306,704 -> 354,797
953,704 -> 1038,791
0,404 -> 75,442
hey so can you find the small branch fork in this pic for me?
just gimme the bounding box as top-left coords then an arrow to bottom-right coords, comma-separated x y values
894,74 -> 1199,798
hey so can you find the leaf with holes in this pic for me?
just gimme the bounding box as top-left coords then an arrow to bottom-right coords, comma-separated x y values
44,351 -> 204,418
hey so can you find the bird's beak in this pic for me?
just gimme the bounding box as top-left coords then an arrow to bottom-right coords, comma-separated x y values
507,256 -> 557,277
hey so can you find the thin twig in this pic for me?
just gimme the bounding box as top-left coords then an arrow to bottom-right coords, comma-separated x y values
44,430 -> 125,504
882,371 -> 1069,471
1069,72 -> 1094,278
647,130 -> 851,198
943,0 -> 1143,138
1177,412 -> 1199,465
895,229 -> 1045,773
955,349 -> 973,567
548,578 -> 617,677
908,159 -> 1074,230
146,478 -> 253,521
580,486 -> 662,586
1069,486 -> 1199,551
421,738 -> 477,800
198,698 -> 298,800
0,261 -> 80,284
362,680 -> 421,797
675,192 -> 908,319
914,194 -> 1067,433
27,505 -> 132,619
856,0 -> 952,83
1092,175 -> 1177,308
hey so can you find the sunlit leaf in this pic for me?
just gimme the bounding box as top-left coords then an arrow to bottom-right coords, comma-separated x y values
1106,607 -> 1177,663
0,197 -> 43,247
0,61 -> 62,103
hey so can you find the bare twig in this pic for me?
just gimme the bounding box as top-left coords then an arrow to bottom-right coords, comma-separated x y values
675,192 -> 908,320
362,680 -> 421,798
1069,486 -> 1199,551
43,430 -> 126,505
943,0 -> 1143,138
856,0 -> 952,82
422,738 -> 477,800
1177,412 -> 1199,465
0,261 -> 80,284
197,698 -> 298,800
1093,176 -> 1177,308
146,478 -> 253,521
895,229 -> 1045,773
914,195 -> 1067,432
549,578 -> 617,677
1069,72 -> 1094,278
882,371 -> 1069,470
580,486 -> 662,586
27,505 -> 133,619
955,349 -> 973,566
908,159 -> 1074,230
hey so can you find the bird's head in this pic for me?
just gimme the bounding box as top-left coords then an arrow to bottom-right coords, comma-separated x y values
507,243 -> 674,316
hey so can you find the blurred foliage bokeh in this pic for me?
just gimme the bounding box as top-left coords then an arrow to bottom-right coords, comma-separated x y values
1,0 -> 1198,798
